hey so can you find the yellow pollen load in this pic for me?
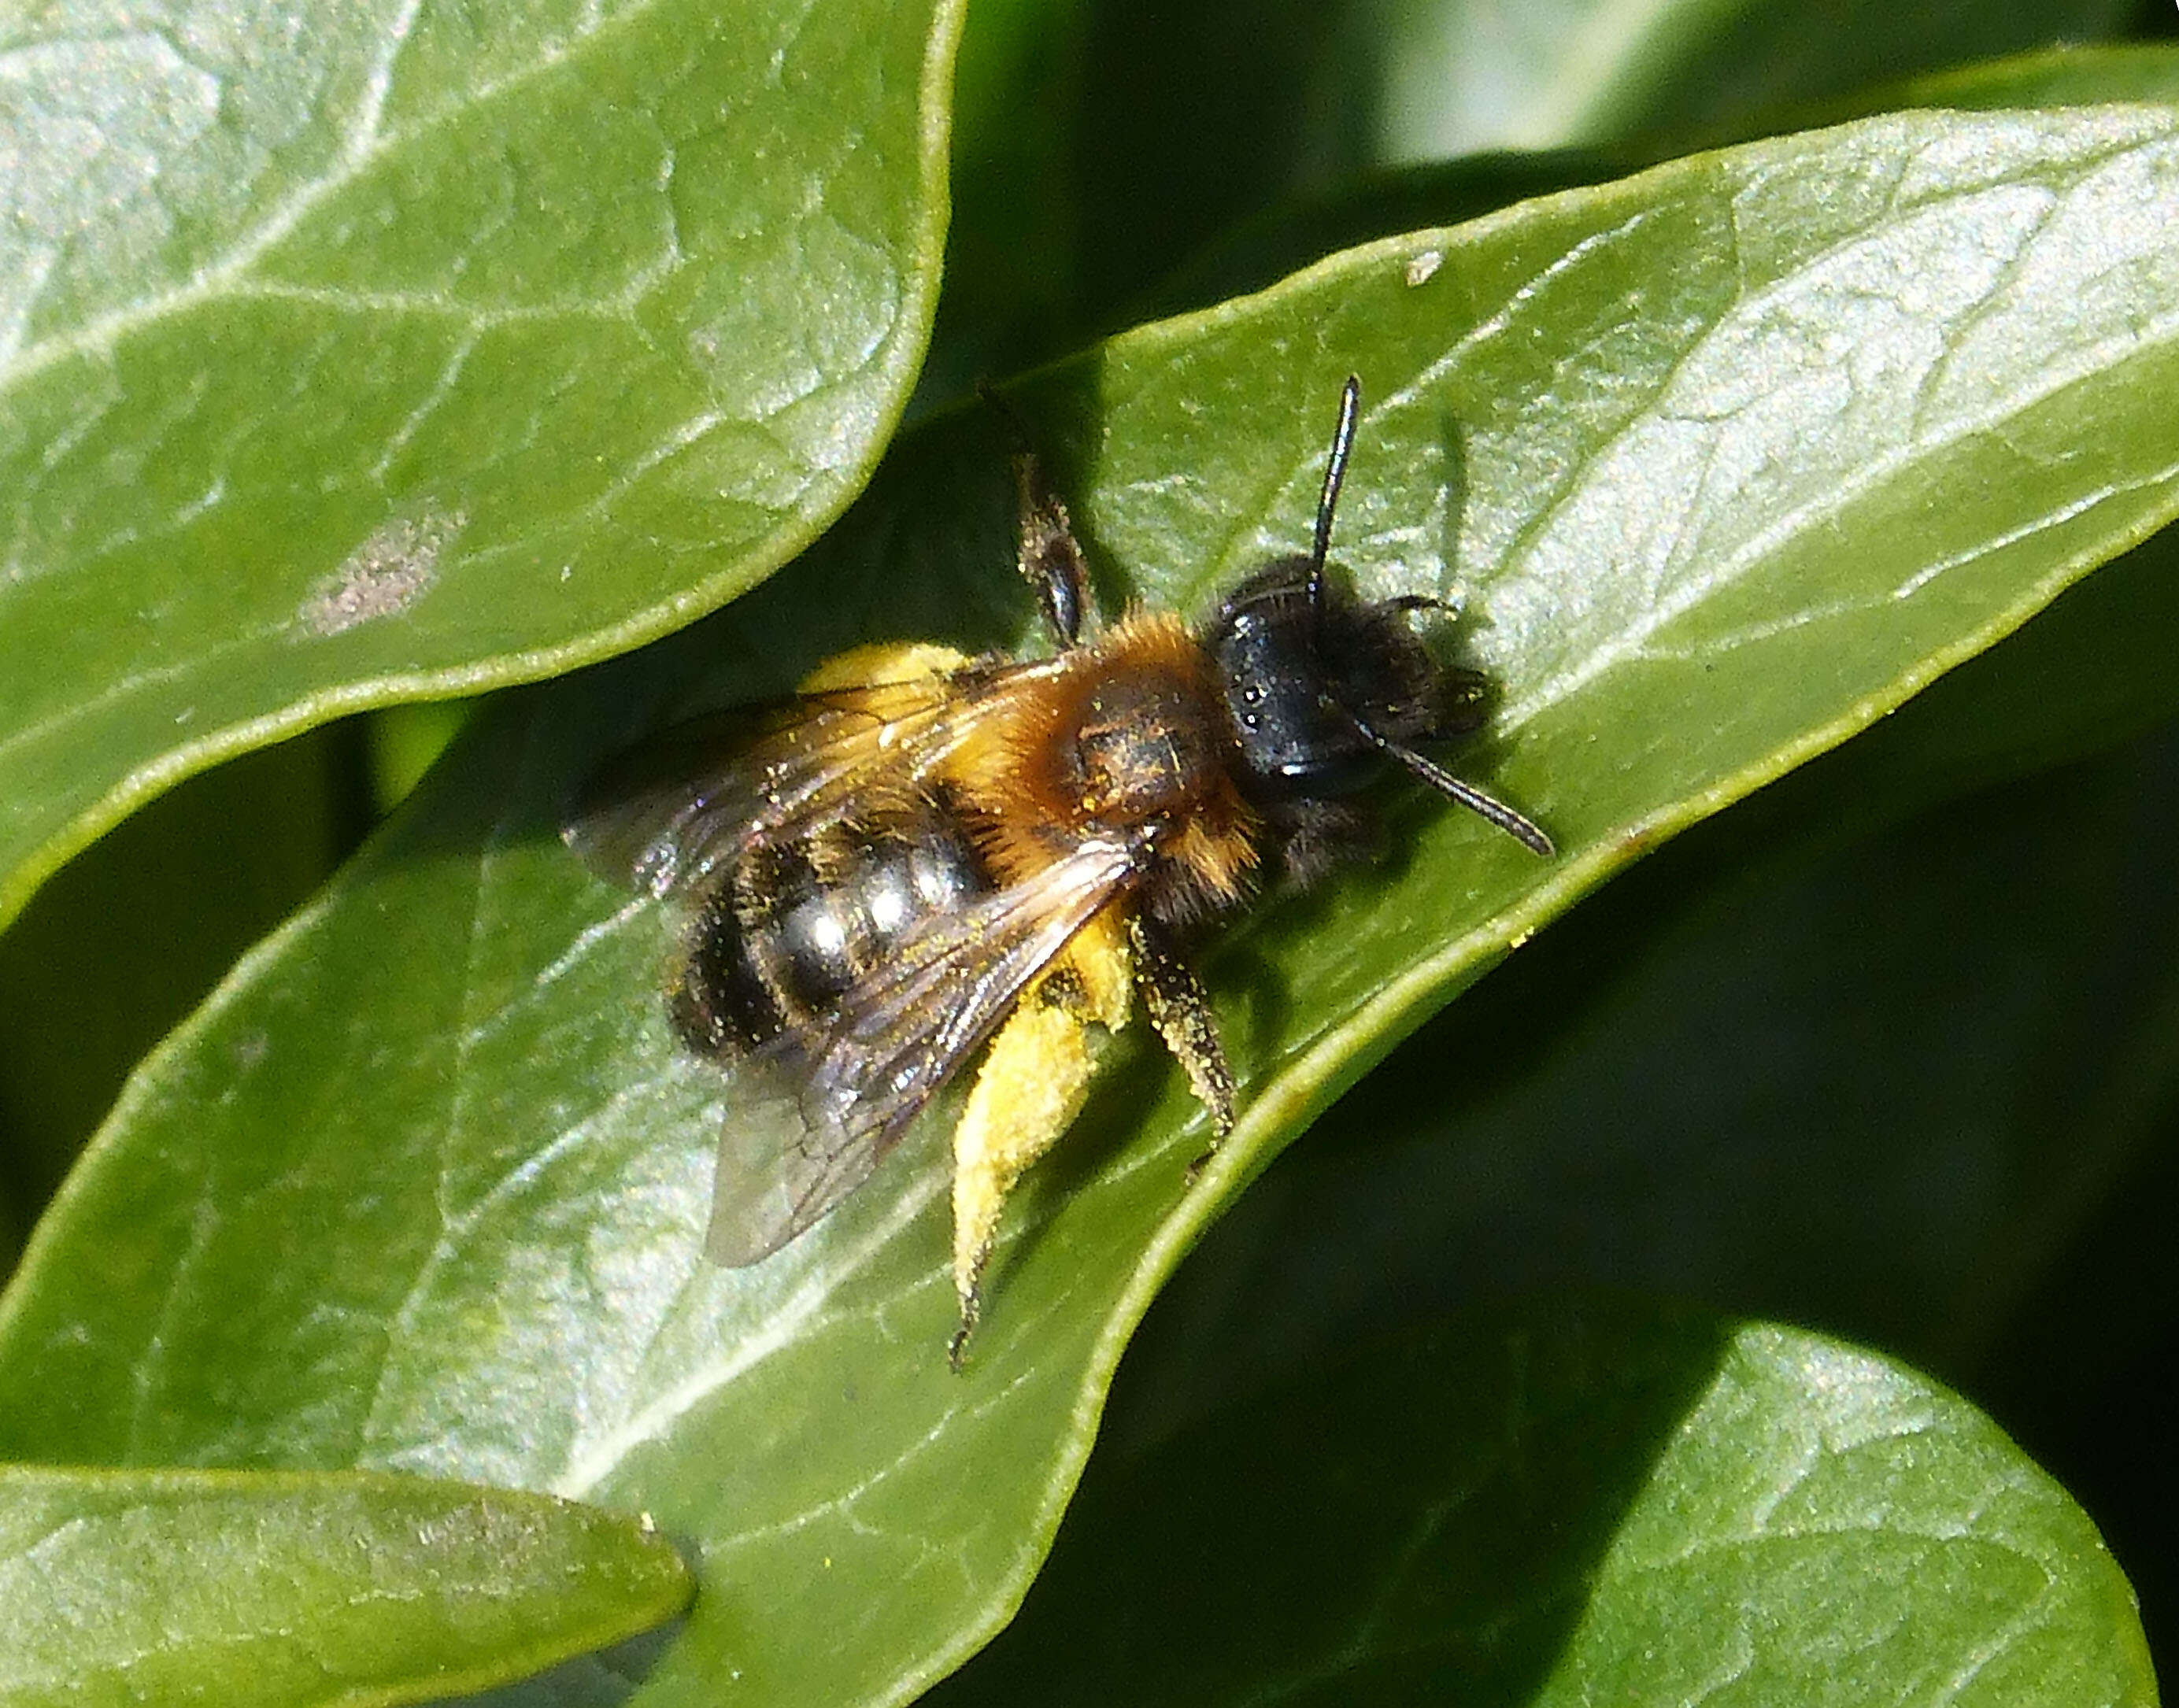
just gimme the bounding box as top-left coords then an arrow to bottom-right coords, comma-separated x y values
788,637 -> 1145,1351
797,640 -> 970,692
950,908 -> 1133,1332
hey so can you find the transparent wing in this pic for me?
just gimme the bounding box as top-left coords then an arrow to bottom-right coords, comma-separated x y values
703,834 -> 1146,1265
705,1069 -> 887,1266
564,660 -> 1057,900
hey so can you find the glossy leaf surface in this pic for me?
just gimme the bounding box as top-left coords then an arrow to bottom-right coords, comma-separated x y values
1115,603 -> 2179,1439
1135,44 -> 2179,334
930,1304 -> 2154,1706
1100,520 -> 2179,1641
0,0 -> 960,926
0,1465 -> 690,1708
1,107 -> 2176,1702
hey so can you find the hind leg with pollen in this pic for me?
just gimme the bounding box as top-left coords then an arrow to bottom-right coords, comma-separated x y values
948,911 -> 1132,1367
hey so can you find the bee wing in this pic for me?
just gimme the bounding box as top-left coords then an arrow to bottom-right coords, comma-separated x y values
704,834 -> 1147,1266
566,663 -> 1049,900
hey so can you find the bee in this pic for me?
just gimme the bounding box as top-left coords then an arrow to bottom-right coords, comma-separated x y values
565,377 -> 1552,1366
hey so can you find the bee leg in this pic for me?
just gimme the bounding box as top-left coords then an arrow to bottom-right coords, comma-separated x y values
979,380 -> 1093,649
946,914 -> 1134,1366
947,1288 -> 982,1373
949,1000 -> 1105,1367
1127,914 -> 1236,1176
1271,797 -> 1374,891
1012,451 -> 1093,650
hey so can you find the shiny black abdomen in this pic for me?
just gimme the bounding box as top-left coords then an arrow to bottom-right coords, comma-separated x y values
673,794 -> 992,1056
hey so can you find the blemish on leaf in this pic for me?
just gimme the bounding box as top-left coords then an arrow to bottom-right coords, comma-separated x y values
1405,250 -> 1444,287
300,512 -> 464,636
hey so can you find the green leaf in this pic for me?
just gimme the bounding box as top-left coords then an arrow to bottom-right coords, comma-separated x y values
0,734 -> 350,1208
1101,534 -> 2179,1603
0,0 -> 963,930
1567,0 -> 2140,152
1,107 -> 2175,1702
1125,151 -> 1633,335
0,1464 -> 690,1708
919,0 -> 1091,401
1762,42 -> 2179,148
1370,0 -> 2136,158
1134,46 -> 2179,333
1115,674 -> 2179,1436
1748,514 -> 2179,830
924,1303 -> 2156,1706
937,0 -> 2148,384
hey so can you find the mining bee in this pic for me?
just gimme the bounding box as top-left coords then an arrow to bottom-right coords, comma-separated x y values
565,377 -> 1552,1366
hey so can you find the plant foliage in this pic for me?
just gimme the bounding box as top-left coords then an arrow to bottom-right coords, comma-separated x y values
0,2 -> 2173,1703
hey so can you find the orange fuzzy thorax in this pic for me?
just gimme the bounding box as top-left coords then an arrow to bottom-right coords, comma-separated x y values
938,611 -> 1260,911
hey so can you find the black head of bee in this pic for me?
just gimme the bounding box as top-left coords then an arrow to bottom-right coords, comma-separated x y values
1204,378 -> 1555,860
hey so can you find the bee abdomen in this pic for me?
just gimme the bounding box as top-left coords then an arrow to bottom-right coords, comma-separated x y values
673,801 -> 992,1057
672,893 -> 780,1056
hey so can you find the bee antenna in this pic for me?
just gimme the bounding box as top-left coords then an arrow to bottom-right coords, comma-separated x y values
1343,709 -> 1556,857
1306,375 -> 1363,615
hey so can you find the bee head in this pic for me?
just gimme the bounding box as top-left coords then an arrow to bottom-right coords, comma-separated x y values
1204,556 -> 1471,804
1202,377 -> 1552,858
